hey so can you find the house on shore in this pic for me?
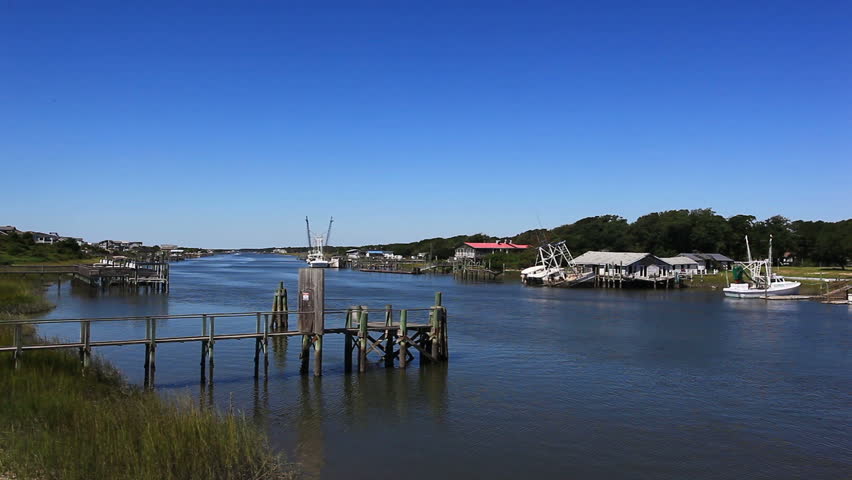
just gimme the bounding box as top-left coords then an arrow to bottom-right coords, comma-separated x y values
678,253 -> 734,272
572,251 -> 673,279
31,232 -> 60,244
0,226 -> 19,236
454,241 -> 529,260
660,256 -> 700,274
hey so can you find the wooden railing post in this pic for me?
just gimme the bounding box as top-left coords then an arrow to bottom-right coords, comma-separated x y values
13,324 -> 22,370
344,306 -> 355,373
79,321 -> 91,369
384,304 -> 394,367
358,309 -> 368,373
200,314 -> 208,367
398,309 -> 408,368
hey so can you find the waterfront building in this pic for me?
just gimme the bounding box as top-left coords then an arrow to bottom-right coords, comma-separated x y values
572,251 -> 672,278
454,241 -> 530,260
678,253 -> 734,272
660,256 -> 701,274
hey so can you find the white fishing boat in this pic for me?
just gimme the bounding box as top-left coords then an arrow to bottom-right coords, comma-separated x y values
723,235 -> 801,298
305,216 -> 334,268
521,241 -> 594,286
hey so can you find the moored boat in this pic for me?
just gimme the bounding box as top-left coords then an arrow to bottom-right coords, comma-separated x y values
723,235 -> 801,298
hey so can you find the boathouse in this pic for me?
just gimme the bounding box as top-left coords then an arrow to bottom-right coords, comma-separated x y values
572,251 -> 672,279
678,253 -> 734,272
660,256 -> 700,274
454,241 -> 529,260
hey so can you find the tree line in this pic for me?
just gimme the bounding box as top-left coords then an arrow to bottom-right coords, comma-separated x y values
361,209 -> 851,268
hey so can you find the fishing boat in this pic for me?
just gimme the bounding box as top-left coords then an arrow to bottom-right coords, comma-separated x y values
723,235 -> 801,298
521,241 -> 595,286
305,216 -> 333,268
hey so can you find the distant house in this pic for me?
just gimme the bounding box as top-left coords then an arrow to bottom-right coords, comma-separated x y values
454,242 -> 530,260
31,232 -> 60,244
678,253 -> 734,272
660,256 -> 700,274
346,249 -> 362,259
60,236 -> 85,246
0,225 -> 19,236
365,250 -> 385,258
572,251 -> 673,278
780,251 -> 795,266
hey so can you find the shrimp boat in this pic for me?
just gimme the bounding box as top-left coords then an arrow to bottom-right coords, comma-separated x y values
305,216 -> 333,268
521,241 -> 595,286
723,235 -> 800,298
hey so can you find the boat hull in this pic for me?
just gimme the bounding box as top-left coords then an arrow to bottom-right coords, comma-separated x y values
308,261 -> 330,268
723,282 -> 801,298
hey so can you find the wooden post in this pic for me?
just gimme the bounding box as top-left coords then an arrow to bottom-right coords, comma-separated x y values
300,334 -> 310,374
79,321 -> 91,369
208,316 -> 215,367
298,268 -> 325,376
430,307 -> 439,362
344,306 -> 355,373
313,334 -> 323,377
271,288 -> 279,330
398,309 -> 408,368
200,314 -> 208,366
254,312 -> 262,375
358,309 -> 368,373
263,313 -> 270,371
282,283 -> 289,330
384,304 -> 394,367
13,324 -> 22,369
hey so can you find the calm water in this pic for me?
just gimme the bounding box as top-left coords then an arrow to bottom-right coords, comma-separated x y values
36,254 -> 851,479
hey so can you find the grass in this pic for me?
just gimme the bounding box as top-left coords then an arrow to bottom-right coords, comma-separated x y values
0,278 -> 295,480
774,266 -> 851,278
0,278 -> 54,319
10,257 -> 103,266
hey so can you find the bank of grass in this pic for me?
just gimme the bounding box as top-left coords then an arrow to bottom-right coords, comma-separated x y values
0,278 -> 53,319
0,280 -> 295,480
774,266 -> 851,278
10,256 -> 103,266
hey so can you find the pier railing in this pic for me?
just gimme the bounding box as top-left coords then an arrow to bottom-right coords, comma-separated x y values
1,287 -> 448,387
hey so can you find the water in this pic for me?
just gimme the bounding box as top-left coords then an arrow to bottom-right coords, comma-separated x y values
35,254 -> 851,479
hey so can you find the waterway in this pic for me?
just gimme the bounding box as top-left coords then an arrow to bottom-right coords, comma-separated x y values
35,254 -> 851,479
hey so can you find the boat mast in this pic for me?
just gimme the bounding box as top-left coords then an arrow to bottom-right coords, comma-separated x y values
768,234 -> 773,280
325,217 -> 334,246
305,217 -> 312,249
745,235 -> 752,262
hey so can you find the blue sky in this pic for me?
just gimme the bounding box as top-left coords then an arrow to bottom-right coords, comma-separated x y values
2,1 -> 850,248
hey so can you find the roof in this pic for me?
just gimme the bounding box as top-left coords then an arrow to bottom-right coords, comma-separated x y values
572,251 -> 655,266
660,256 -> 699,266
463,242 -> 529,250
678,252 -> 734,262
0,225 -> 17,231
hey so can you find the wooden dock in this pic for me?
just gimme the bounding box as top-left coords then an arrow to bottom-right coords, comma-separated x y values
0,258 -> 170,292
1,269 -> 448,387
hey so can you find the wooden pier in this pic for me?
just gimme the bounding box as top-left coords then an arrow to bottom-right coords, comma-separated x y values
1,269 -> 448,387
0,258 -> 170,292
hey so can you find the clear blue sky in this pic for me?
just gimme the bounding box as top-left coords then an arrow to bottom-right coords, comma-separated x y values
2,1 -> 850,248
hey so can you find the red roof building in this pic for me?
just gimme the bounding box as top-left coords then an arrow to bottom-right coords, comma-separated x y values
454,242 -> 529,259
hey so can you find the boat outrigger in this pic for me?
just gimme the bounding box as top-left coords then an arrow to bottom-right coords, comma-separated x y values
723,235 -> 800,298
521,241 -> 595,286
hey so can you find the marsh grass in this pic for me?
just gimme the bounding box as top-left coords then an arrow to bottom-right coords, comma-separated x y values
0,280 -> 295,480
0,278 -> 53,318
